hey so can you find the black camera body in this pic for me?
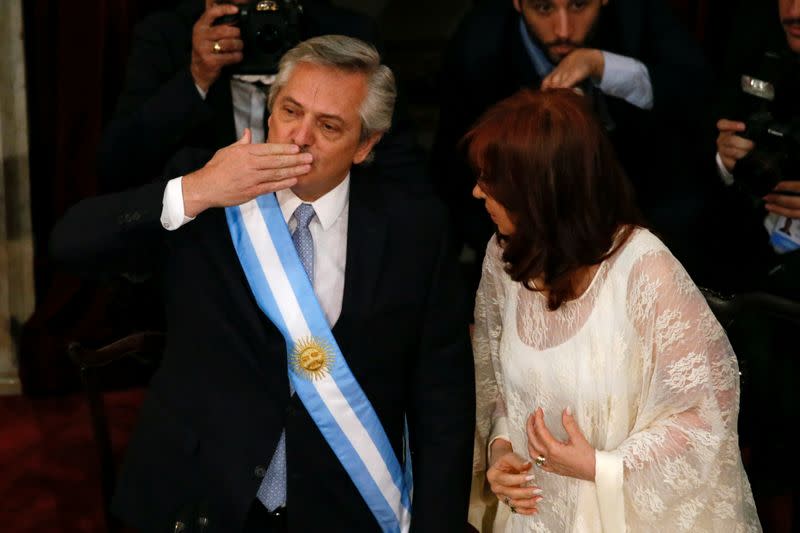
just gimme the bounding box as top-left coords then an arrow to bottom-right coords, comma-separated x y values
734,51 -> 800,197
214,0 -> 304,75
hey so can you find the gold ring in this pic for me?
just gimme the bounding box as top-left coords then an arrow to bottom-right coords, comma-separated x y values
535,455 -> 547,467
212,41 -> 222,54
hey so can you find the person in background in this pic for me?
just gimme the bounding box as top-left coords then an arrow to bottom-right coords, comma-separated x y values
709,2 -> 800,530
98,0 -> 424,191
433,0 -> 710,295
714,0 -> 800,289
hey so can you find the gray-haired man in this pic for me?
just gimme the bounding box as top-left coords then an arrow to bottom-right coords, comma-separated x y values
52,36 -> 474,532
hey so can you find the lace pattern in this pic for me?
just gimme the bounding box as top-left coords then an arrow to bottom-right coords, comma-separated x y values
471,229 -> 760,532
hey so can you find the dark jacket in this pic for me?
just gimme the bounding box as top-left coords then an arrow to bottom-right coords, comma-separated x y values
50,165 -> 475,532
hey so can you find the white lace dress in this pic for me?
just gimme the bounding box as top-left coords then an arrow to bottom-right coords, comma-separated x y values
472,229 -> 761,532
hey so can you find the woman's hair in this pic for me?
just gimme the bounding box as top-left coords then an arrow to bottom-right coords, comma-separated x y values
268,35 -> 396,162
465,88 -> 644,310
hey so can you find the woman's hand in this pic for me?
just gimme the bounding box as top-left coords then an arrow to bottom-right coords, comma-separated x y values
486,439 -> 544,516
526,407 -> 596,482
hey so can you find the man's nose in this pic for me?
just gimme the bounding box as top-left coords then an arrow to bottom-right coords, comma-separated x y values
554,10 -> 571,40
292,118 -> 314,148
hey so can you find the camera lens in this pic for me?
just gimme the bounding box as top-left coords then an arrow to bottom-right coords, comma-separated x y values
256,24 -> 283,54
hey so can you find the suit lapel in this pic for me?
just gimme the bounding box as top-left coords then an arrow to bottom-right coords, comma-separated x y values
206,210 -> 287,395
333,172 -> 387,351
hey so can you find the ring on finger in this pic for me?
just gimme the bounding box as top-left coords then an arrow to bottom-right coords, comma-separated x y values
212,41 -> 222,54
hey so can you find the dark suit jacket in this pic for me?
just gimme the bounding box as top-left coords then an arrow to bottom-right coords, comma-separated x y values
99,0 -> 424,191
432,0 -> 709,292
50,166 -> 475,532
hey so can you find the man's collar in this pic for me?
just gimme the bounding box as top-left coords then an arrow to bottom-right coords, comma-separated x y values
276,173 -> 350,230
518,17 -> 555,79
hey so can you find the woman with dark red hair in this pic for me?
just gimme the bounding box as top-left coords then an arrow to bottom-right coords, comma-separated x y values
468,89 -> 759,532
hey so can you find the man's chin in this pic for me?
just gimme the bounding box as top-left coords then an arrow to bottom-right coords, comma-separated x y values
786,33 -> 800,54
548,47 -> 575,63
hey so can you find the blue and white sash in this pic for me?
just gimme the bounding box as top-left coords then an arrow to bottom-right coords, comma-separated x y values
226,194 -> 412,532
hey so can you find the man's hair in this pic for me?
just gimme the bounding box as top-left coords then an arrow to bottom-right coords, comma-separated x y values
464,88 -> 644,310
268,35 -> 396,153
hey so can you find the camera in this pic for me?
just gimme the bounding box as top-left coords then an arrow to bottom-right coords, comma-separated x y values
214,0 -> 304,75
733,51 -> 800,197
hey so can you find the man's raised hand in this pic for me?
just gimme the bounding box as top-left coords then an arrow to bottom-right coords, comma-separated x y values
182,129 -> 312,217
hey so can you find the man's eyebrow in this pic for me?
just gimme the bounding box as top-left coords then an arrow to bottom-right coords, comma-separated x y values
281,96 -> 346,124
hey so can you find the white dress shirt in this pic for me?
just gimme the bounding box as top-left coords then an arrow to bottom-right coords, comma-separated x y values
598,51 -> 654,110
195,75 -> 276,143
160,175 -> 350,326
229,78 -> 270,143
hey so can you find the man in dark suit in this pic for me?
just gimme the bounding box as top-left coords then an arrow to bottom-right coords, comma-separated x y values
432,0 -> 709,293
53,36 -> 474,532
98,0 -> 423,192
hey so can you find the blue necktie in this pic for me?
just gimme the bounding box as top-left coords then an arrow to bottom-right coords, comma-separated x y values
257,203 -> 315,510
290,203 -> 316,282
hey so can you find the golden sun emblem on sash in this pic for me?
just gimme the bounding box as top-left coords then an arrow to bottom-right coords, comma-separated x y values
291,337 -> 334,380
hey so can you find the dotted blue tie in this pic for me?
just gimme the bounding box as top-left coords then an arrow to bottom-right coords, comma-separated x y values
290,203 -> 316,281
257,203 -> 315,511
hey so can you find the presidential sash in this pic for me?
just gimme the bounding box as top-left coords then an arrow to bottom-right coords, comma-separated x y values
226,195 -> 412,533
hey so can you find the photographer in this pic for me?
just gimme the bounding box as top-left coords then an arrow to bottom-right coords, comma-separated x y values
714,0 -> 800,290
710,2 -> 799,530
98,0 -> 424,191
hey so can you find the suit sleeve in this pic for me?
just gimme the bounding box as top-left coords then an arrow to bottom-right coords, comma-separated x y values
98,14 -> 215,190
408,209 -> 475,532
49,182 -> 168,279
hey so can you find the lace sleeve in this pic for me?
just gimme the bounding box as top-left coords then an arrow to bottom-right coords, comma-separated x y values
614,249 -> 760,530
472,237 -> 509,475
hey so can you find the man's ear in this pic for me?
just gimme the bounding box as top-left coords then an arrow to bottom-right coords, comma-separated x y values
352,132 -> 383,165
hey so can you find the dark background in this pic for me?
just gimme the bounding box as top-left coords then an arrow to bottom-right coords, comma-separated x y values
18,0 -> 731,393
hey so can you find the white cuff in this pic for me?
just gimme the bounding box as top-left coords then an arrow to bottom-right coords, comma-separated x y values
599,51 -> 653,110
715,152 -> 735,186
594,450 -> 625,532
487,416 -> 511,465
160,177 -> 195,231
489,416 -> 509,444
195,84 -> 208,100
